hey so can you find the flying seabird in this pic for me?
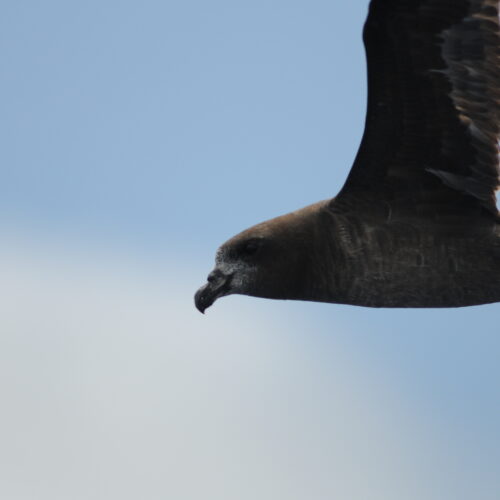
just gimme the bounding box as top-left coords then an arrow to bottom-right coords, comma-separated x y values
195,0 -> 500,313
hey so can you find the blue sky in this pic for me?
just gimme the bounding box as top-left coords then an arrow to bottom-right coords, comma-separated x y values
2,0 -> 367,252
2,1 -> 499,498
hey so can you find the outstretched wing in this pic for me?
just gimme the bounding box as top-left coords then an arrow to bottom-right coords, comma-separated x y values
337,0 -> 500,218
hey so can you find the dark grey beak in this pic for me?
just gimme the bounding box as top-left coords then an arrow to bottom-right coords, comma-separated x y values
194,269 -> 233,313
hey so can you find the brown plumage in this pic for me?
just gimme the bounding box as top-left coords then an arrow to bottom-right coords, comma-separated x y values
195,0 -> 500,313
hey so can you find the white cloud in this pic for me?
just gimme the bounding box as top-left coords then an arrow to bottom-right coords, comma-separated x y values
0,235 -> 467,499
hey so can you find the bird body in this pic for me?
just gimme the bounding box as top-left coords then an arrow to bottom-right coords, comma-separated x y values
195,0 -> 500,313
319,202 -> 500,308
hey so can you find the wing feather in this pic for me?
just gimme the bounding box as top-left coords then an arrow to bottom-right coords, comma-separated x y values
337,0 -> 500,218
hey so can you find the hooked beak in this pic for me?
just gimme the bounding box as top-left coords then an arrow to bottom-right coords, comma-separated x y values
194,268 -> 233,313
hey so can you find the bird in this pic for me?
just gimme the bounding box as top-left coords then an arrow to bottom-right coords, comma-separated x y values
195,0 -> 500,313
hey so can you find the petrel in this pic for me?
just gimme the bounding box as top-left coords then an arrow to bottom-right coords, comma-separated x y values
195,0 -> 500,312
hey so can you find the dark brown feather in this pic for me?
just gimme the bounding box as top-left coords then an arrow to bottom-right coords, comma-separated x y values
337,0 -> 500,217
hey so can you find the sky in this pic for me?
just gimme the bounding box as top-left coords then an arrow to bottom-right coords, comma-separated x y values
2,1 -> 500,499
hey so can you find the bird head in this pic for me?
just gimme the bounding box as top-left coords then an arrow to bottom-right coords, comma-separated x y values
194,201 -> 328,313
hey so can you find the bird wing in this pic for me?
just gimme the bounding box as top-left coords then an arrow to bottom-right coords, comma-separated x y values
336,0 -> 500,219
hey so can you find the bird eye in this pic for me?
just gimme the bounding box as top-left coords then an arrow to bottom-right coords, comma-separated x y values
241,239 -> 262,256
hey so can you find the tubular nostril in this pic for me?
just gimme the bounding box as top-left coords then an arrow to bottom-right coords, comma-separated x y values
207,270 -> 219,283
